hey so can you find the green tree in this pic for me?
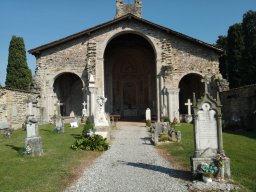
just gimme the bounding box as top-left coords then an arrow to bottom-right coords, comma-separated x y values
242,10 -> 256,85
215,35 -> 228,79
226,23 -> 245,88
5,36 -> 32,90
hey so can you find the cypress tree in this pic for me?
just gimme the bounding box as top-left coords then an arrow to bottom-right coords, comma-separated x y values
215,35 -> 228,79
226,23 -> 245,88
5,35 -> 32,90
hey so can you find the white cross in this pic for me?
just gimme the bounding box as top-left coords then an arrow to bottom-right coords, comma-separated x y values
185,99 -> 192,115
82,101 -> 87,110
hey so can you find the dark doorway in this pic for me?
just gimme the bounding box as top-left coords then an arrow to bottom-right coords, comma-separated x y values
53,73 -> 83,116
179,73 -> 204,114
104,33 -> 156,120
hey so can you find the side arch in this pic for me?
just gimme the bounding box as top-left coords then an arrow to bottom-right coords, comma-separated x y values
178,73 -> 204,115
53,72 -> 84,116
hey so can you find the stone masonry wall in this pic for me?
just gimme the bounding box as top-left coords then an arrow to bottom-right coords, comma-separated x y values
0,88 -> 40,129
220,84 -> 256,131
32,19 -> 225,122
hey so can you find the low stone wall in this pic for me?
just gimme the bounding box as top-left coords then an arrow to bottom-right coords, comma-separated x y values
220,84 -> 256,131
0,88 -> 40,130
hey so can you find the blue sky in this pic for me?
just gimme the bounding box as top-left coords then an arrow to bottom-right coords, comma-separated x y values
0,0 -> 255,86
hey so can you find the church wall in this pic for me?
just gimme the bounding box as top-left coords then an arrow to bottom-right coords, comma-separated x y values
33,20 -> 224,122
220,84 -> 256,131
0,88 -> 40,129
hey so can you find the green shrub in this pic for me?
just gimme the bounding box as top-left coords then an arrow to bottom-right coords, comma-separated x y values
82,118 -> 94,136
146,120 -> 151,127
162,116 -> 171,124
72,118 -> 109,151
71,134 -> 109,151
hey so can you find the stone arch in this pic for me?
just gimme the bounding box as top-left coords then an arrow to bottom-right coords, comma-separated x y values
53,72 -> 84,116
104,32 -> 157,120
178,73 -> 204,115
102,30 -> 158,63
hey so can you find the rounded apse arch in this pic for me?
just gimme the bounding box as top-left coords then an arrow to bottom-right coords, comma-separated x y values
104,33 -> 157,120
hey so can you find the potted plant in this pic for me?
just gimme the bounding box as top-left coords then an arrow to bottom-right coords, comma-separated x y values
199,162 -> 215,183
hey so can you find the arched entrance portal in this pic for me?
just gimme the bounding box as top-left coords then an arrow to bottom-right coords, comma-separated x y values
179,73 -> 204,115
104,33 -> 156,120
53,73 -> 83,116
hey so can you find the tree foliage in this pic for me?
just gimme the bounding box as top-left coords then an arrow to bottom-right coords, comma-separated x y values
216,10 -> 256,88
5,36 -> 32,90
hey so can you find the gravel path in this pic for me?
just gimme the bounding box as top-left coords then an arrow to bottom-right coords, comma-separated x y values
66,124 -> 190,192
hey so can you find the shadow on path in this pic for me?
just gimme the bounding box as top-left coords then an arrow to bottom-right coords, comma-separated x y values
118,160 -> 192,181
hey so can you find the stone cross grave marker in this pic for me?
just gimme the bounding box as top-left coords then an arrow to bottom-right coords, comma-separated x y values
82,101 -> 87,117
25,96 -> 43,156
145,108 -> 151,121
54,101 -> 64,132
185,99 -> 192,115
185,99 -> 193,123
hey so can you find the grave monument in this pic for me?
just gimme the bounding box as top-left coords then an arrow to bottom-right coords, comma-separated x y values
191,77 -> 230,179
55,101 -> 64,132
25,96 -> 43,156
185,99 -> 193,123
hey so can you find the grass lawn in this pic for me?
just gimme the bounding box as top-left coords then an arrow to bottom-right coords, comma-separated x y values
0,124 -> 102,192
158,123 -> 256,192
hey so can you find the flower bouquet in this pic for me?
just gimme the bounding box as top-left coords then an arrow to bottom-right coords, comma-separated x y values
198,162 -> 215,183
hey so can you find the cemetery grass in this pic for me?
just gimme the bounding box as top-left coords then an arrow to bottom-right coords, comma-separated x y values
0,124 -> 102,192
157,123 -> 256,192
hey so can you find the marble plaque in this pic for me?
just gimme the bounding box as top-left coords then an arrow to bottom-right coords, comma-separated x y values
197,103 -> 217,150
27,124 -> 37,138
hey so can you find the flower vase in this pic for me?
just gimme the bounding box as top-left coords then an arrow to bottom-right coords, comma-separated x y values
202,176 -> 212,183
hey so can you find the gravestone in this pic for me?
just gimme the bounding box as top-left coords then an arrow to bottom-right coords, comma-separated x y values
152,122 -> 161,145
161,105 -> 167,117
25,96 -> 43,156
185,99 -> 193,123
70,117 -> 79,128
145,108 -> 151,121
94,96 -> 109,127
82,101 -> 87,117
191,78 -> 230,179
55,101 -> 64,132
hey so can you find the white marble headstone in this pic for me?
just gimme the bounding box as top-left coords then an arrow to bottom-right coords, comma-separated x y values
27,124 -> 37,138
197,103 -> 217,152
145,108 -> 151,121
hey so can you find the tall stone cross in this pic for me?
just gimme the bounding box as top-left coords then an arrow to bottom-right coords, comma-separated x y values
82,101 -> 87,117
82,101 -> 87,110
185,99 -> 192,115
201,76 -> 210,94
55,101 -> 63,116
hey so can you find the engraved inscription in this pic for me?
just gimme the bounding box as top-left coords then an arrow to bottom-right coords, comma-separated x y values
197,103 -> 217,150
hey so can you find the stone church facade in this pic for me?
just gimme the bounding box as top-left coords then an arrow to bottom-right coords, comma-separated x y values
28,0 -> 228,126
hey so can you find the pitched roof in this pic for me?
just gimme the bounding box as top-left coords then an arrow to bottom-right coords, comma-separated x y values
28,14 -> 223,55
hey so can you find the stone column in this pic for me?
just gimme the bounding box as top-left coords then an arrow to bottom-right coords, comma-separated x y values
217,113 -> 224,154
166,88 -> 180,121
156,75 -> 161,122
193,114 -> 200,157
